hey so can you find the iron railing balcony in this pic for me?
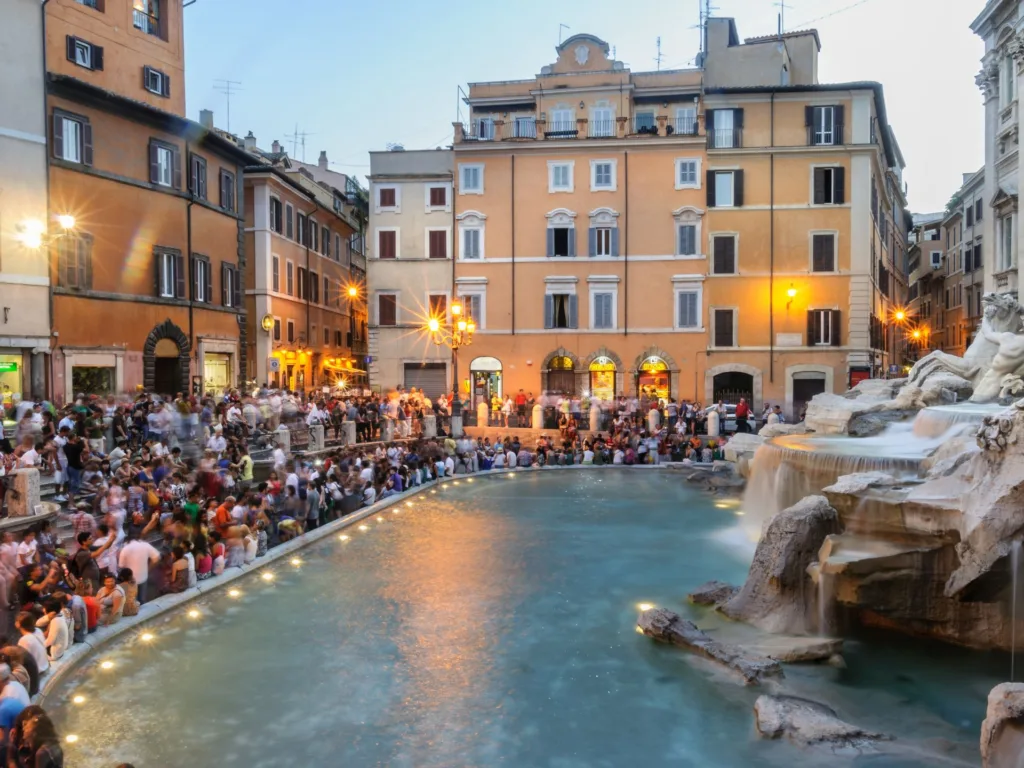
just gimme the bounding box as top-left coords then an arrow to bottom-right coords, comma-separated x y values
133,8 -> 160,36
707,128 -> 742,149
588,119 -> 616,138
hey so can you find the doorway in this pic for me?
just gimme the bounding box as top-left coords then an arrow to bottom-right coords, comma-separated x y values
792,373 -> 827,420
153,338 -> 182,396
712,371 -> 753,405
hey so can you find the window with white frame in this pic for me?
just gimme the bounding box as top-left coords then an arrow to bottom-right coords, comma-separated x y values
459,164 -> 483,194
546,209 -> 578,258
711,234 -> 737,274
272,255 -> 280,292
457,211 -> 486,259
672,206 -> 705,258
675,106 -> 697,135
587,207 -> 619,257
675,158 -> 700,190
457,290 -> 485,329
1002,55 -> 1017,108
589,282 -> 617,330
594,228 -> 613,257
548,161 -> 574,193
155,145 -> 173,187
157,250 -> 179,298
590,159 -> 616,191
549,108 -> 575,134
376,185 -> 399,212
811,233 -> 837,272
1000,214 -> 1015,271
811,106 -> 835,145
591,107 -> 614,137
711,170 -> 740,208
426,185 -> 450,211
56,112 -> 86,164
674,282 -> 703,330
475,117 -> 495,140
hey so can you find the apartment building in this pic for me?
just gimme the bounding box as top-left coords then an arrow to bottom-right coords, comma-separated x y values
45,0 -> 250,401
907,214 -> 946,357
367,148 -> 454,397
973,1 -> 1021,297
944,170 -> 986,356
0,0 -> 50,401
242,135 -> 368,392
442,21 -> 906,418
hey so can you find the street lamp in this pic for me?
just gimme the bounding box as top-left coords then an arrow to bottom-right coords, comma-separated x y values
425,298 -> 475,415
17,215 -> 75,249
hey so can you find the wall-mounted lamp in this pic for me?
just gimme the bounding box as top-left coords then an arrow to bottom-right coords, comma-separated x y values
786,284 -> 797,310
579,101 -> 585,110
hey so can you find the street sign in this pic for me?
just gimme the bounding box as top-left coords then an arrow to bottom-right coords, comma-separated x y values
268,357 -> 281,373
888,364 -> 899,374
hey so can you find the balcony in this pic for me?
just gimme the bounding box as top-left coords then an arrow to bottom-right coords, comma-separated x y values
668,116 -> 699,136
707,128 -> 742,149
544,120 -> 578,139
133,8 -> 160,36
588,119 -> 616,138
501,118 -> 537,140
454,115 -> 703,144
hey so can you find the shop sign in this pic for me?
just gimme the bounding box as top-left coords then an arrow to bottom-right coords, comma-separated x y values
0,363 -> 17,373
639,357 -> 667,372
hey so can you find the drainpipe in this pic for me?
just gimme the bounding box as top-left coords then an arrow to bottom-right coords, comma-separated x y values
305,201 -> 319,383
42,0 -> 53,400
511,155 -> 516,334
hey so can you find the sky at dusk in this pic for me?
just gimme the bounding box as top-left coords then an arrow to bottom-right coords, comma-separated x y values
183,0 -> 984,213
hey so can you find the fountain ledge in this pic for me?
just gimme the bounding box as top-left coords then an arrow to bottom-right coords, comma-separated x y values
35,463 -> 717,706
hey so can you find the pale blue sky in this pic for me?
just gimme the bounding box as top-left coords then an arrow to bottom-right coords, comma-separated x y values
183,0 -> 984,212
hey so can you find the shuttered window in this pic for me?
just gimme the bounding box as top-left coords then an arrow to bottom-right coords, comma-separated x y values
219,170 -> 235,212
310,271 -> 319,303
379,230 -> 397,259
191,256 -> 212,303
378,294 -> 397,326
221,263 -> 241,308
677,225 -> 697,256
543,294 -> 577,329
149,139 -> 181,188
143,66 -> 170,97
428,230 -> 447,258
66,36 -> 103,70
428,294 -> 447,319
812,167 -> 845,205
270,198 -> 282,233
811,234 -> 836,272
57,234 -> 93,290
592,292 -> 614,329
706,170 -> 743,208
712,235 -> 736,274
808,309 -> 842,346
429,187 -> 447,207
677,291 -> 699,329
462,228 -> 481,259
155,250 -> 185,299
52,110 -> 93,166
713,309 -> 735,347
284,204 -> 293,238
189,154 -> 207,199
272,256 -> 280,292
379,188 -> 397,208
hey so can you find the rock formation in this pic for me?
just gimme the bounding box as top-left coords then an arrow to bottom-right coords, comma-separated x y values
687,580 -> 738,607
980,683 -> 1024,768
754,694 -> 888,750
720,495 -> 840,634
636,608 -> 783,685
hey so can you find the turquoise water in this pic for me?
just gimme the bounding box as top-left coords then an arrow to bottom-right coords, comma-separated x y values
46,471 -> 994,767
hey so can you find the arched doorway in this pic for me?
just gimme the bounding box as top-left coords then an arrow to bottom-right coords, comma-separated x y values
143,320 -> 190,396
637,356 -> 670,400
588,357 -> 616,402
713,371 -> 753,406
546,355 -> 576,395
469,356 -> 502,410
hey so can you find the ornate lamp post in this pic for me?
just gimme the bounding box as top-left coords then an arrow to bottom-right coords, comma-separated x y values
426,299 -> 475,415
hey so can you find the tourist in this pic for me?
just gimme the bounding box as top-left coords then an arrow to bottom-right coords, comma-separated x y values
8,705 -> 64,767
117,533 -> 160,605
0,664 -> 29,708
39,599 -> 69,661
14,614 -> 48,675
95,573 -> 126,626
735,397 -> 751,433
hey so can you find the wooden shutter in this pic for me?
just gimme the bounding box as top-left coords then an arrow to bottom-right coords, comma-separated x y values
81,121 -> 93,166
588,228 -> 596,257
567,227 -> 576,257
232,267 -> 242,309
714,309 -> 734,347
713,237 -> 735,274
807,311 -> 817,345
52,113 -> 64,160
190,155 -> 198,196
805,105 -> 814,144
172,148 -> 182,189
706,171 -> 716,207
734,108 -> 744,129
57,240 -> 69,288
733,170 -> 744,207
544,295 -> 554,328
546,228 -> 555,258
833,167 -> 845,204
93,45 -> 103,70
611,228 -> 620,257
161,71 -> 171,97
379,230 -> 395,259
813,168 -> 826,205
82,235 -> 93,289
174,253 -> 186,298
705,109 -> 715,147
204,261 -> 212,303
834,105 -> 845,144
66,35 -> 75,62
830,310 -> 842,346
568,295 -> 578,328
221,262 -> 229,305
149,140 -> 160,184
678,292 -> 697,328
155,253 -> 163,295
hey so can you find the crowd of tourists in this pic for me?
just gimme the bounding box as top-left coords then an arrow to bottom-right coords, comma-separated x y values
0,382 -> 766,764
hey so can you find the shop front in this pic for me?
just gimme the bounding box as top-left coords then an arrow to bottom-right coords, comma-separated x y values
637,357 -> 669,400
546,355 -> 576,395
0,356 -> 23,412
588,357 -> 616,402
469,356 -> 502,410
204,353 -> 232,398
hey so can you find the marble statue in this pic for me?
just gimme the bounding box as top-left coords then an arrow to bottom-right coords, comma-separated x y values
907,292 -> 1024,394
970,325 -> 1024,402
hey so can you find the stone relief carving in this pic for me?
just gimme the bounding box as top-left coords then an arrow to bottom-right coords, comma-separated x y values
977,57 -> 1000,98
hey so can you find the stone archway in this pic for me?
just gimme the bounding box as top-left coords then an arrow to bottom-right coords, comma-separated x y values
630,346 -> 678,373
541,347 -> 581,395
705,363 -> 763,413
143,320 -> 190,395
632,346 -> 679,399
785,364 -> 834,422
584,346 -> 623,369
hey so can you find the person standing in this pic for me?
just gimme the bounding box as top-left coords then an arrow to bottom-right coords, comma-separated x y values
514,389 -> 527,427
117,533 -> 160,605
735,397 -> 751,433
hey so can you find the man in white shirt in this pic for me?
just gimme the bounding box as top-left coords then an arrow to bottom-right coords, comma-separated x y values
443,455 -> 455,477
107,440 -> 127,472
16,441 -> 39,470
15,615 -> 48,674
272,445 -> 287,478
206,427 -> 227,456
15,533 -> 36,569
118,535 -> 161,604
358,460 -> 374,485
362,484 -> 376,505
93,522 -> 122,577
0,664 -> 29,707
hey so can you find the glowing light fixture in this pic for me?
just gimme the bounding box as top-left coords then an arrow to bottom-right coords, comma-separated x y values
290,557 -> 301,566
100,661 -> 114,670
428,317 -> 440,333
72,695 -> 86,705
188,609 -> 200,619
348,285 -> 359,298
261,572 -> 275,581
340,534 -> 350,541
140,632 -> 154,642
66,734 -> 79,744
57,214 -> 76,230
637,602 -> 654,611
228,589 -> 241,598
358,525 -> 369,531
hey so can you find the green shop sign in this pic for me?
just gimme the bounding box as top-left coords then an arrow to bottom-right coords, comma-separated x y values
0,363 -> 18,373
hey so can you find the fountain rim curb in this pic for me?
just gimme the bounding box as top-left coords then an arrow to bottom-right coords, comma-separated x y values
36,463 -> 681,706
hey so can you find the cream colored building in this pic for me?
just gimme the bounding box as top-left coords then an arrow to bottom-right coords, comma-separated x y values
0,0 -> 51,400
367,148 -> 454,397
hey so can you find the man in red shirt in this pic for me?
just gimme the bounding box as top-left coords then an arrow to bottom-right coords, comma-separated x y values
735,398 -> 751,433
515,389 -> 528,427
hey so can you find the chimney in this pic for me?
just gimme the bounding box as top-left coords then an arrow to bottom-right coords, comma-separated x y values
199,109 -> 214,130
271,140 -> 282,154
243,131 -> 257,151
318,150 -> 328,170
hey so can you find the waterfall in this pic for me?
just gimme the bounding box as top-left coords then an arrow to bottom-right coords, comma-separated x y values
912,402 -> 1005,438
818,568 -> 828,637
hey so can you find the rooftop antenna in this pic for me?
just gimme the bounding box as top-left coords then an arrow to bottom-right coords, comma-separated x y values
285,125 -> 315,162
559,23 -> 569,45
774,0 -> 793,34
655,36 -> 664,70
212,79 -> 242,133
698,0 -> 718,56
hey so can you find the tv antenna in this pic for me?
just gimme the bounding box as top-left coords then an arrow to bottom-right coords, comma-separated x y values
212,79 -> 242,133
559,23 -> 570,44
285,125 -> 315,162
698,0 -> 719,55
774,0 -> 793,33
654,36 -> 664,70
